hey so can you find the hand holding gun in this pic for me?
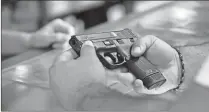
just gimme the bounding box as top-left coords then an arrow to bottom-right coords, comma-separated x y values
69,29 -> 167,90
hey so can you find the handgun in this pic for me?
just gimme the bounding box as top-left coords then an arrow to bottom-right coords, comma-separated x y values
69,28 -> 166,90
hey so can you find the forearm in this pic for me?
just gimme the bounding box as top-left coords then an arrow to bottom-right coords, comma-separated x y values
2,30 -> 32,57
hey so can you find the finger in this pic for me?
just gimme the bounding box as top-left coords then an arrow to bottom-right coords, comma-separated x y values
29,34 -> 56,48
110,66 -> 128,73
59,51 -> 74,62
40,33 -> 67,45
55,33 -> 69,42
74,19 -> 85,33
131,35 -> 158,57
50,33 -> 69,48
62,41 -> 72,50
52,43 -> 63,49
104,57 -> 128,73
64,15 -> 77,26
117,72 -> 136,87
51,19 -> 76,35
133,79 -> 144,92
80,41 -> 97,58
53,49 -> 77,64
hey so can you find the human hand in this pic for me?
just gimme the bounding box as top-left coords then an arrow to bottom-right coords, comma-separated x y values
49,41 -> 109,109
28,19 -> 75,49
111,35 -> 182,95
64,15 -> 85,34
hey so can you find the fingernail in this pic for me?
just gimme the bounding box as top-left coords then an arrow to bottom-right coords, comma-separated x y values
134,80 -> 142,87
133,47 -> 141,52
132,47 -> 141,56
67,25 -> 76,35
83,41 -> 94,47
68,27 -> 75,36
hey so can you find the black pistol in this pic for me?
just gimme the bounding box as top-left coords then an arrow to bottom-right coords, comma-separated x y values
69,28 -> 166,90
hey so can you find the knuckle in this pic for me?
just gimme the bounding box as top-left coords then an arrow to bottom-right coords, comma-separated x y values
145,35 -> 157,39
144,35 -> 159,44
53,18 -> 63,24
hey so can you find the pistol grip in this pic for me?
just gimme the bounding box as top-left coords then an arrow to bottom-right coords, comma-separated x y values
126,57 -> 166,90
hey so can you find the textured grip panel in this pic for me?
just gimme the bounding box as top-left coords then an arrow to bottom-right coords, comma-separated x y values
126,56 -> 166,89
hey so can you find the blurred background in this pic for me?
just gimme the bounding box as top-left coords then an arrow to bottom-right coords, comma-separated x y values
2,0 -> 209,68
2,0 -> 131,33
1,1 -> 184,33
2,0 -> 209,35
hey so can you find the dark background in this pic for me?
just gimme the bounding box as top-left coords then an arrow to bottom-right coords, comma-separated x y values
2,0 -> 134,32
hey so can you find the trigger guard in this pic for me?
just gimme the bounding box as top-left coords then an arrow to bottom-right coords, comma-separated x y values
104,52 -> 117,64
97,52 -> 126,69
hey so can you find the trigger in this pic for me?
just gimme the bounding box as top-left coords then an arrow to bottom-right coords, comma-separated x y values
104,56 -> 114,64
104,52 -> 118,64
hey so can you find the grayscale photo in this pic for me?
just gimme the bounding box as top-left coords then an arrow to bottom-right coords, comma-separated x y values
1,1 -> 209,111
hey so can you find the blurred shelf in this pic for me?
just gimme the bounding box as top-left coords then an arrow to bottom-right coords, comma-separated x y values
46,1 -> 105,19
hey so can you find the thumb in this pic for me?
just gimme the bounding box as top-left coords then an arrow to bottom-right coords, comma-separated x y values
131,35 -> 158,57
80,41 -> 97,58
